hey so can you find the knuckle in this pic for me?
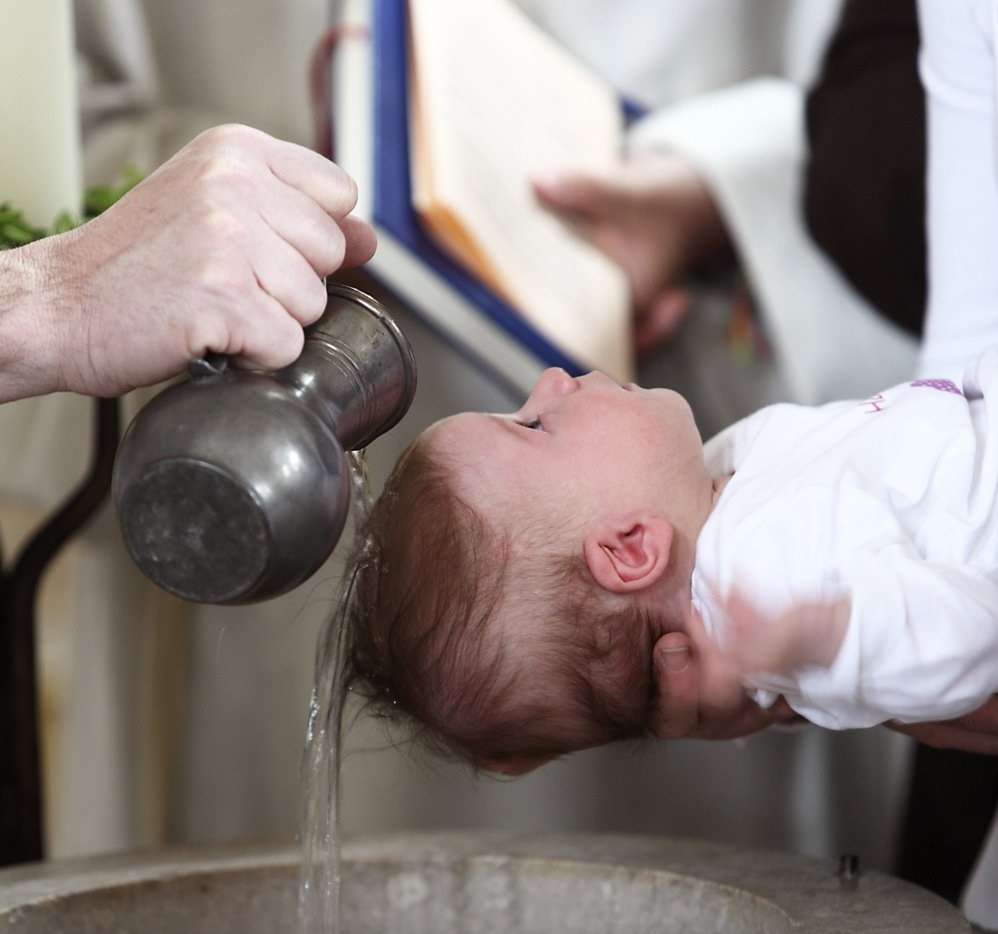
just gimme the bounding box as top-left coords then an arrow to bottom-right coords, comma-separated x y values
192,154 -> 253,198
196,123 -> 260,151
200,207 -> 245,241
184,312 -> 230,359
196,253 -> 248,299
189,135 -> 264,197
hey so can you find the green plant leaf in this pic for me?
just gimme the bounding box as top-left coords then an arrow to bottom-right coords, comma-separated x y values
2,168 -> 145,249
83,185 -> 117,216
52,211 -> 77,234
1,223 -> 40,246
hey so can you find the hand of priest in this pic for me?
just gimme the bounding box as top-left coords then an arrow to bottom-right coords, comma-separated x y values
532,152 -> 727,355
0,124 -> 376,401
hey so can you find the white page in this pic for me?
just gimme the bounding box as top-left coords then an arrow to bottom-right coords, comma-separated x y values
409,0 -> 632,379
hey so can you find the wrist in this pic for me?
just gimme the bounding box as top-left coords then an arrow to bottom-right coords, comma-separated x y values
0,232 -> 80,401
663,159 -> 729,271
631,151 -> 729,269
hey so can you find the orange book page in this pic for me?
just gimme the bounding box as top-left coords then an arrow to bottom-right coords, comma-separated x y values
409,58 -> 508,296
408,0 -> 633,380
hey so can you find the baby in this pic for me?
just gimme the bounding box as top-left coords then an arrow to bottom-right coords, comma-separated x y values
349,351 -> 998,774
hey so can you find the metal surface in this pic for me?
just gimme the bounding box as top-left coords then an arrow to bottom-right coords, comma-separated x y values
838,853 -> 860,892
0,832 -> 971,933
112,283 -> 417,605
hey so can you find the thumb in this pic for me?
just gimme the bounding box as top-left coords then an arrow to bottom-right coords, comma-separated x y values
649,632 -> 698,738
531,172 -> 623,219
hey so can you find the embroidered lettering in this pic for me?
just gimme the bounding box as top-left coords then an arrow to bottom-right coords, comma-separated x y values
911,378 -> 963,396
861,393 -> 886,414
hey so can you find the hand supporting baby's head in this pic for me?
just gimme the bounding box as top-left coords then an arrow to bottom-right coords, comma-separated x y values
348,436 -> 659,774
348,369 -> 716,774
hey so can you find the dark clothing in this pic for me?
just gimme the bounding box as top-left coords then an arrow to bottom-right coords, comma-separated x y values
804,0 -> 926,336
897,746 -> 998,904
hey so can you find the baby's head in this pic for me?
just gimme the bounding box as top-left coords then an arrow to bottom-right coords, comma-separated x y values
350,368 -> 712,773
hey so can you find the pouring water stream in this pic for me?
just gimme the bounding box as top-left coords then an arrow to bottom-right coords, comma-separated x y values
299,451 -> 373,934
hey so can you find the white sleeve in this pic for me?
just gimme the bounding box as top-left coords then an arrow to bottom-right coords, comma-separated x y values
627,80 -> 916,405
785,555 -> 998,729
917,0 -> 998,379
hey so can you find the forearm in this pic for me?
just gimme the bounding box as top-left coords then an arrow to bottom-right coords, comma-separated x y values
0,236 -> 73,402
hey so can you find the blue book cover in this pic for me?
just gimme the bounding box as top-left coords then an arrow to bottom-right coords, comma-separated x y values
370,0 -> 643,378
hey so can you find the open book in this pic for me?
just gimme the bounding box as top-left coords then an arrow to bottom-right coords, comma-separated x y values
407,0 -> 633,381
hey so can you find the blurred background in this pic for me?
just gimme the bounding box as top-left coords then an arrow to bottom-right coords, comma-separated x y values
1,0 -> 938,893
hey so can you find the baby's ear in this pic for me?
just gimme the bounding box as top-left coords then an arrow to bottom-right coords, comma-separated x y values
583,517 -> 673,595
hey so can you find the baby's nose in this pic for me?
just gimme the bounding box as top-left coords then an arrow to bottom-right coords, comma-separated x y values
578,370 -> 620,389
532,367 -> 578,400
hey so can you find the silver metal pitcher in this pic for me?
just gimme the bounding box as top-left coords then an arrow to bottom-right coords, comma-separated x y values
112,283 -> 417,604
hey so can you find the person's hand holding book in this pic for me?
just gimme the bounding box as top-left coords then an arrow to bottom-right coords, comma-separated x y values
533,152 -> 729,355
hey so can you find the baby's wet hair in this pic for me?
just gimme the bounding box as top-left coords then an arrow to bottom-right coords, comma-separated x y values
347,437 -> 659,770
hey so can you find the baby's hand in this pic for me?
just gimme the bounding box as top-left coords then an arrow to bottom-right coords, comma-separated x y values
722,591 -> 851,676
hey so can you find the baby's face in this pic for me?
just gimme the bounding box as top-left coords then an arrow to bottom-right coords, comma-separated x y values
425,368 -> 704,529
